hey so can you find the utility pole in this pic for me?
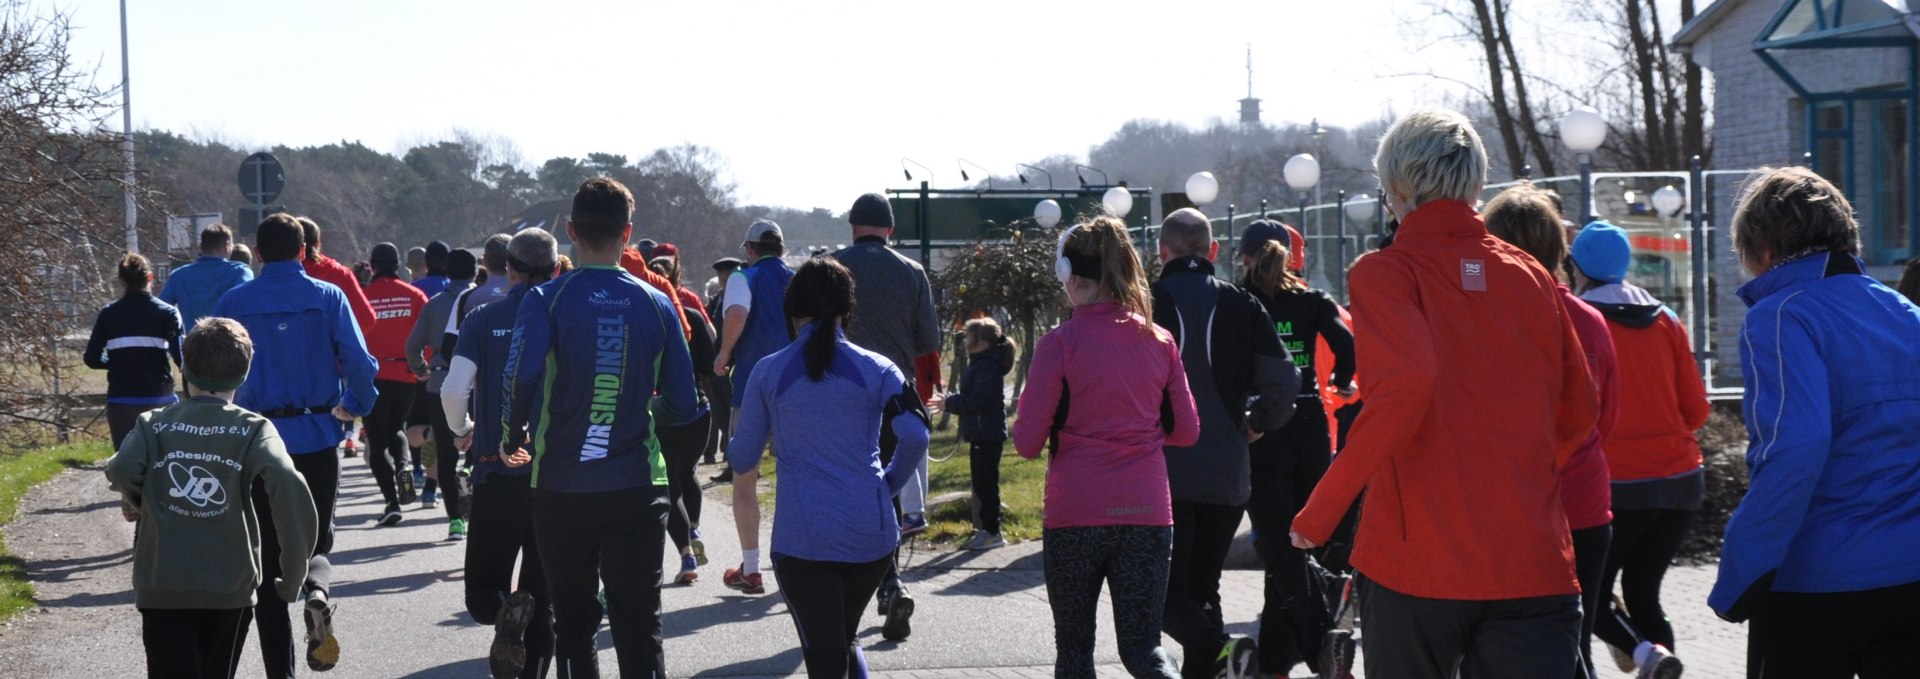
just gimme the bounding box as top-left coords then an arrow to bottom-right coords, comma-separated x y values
120,0 -> 137,253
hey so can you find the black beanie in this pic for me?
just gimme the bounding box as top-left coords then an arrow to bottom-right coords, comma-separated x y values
849,193 -> 894,230
446,249 -> 477,280
370,242 -> 401,276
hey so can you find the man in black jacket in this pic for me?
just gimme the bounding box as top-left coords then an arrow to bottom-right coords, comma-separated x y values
1151,208 -> 1300,679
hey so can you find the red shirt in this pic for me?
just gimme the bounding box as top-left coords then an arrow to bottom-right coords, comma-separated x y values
1560,286 -> 1620,530
618,248 -> 691,341
1601,311 -> 1709,481
1293,200 -> 1597,600
303,255 -> 377,335
362,276 -> 426,383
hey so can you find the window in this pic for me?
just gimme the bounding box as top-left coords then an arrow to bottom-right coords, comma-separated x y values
1874,99 -> 1911,259
1814,102 -> 1848,193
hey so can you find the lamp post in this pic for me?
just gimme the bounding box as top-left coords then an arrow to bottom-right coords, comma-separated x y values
1560,107 -> 1608,226
1284,154 -> 1321,275
1187,171 -> 1219,273
958,159 -> 993,190
120,0 -> 136,254
1344,192 -> 1376,264
1075,164 -> 1110,187
1016,163 -> 1053,190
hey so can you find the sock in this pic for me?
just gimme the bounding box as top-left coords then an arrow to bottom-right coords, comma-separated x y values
742,549 -> 761,575
1633,640 -> 1657,666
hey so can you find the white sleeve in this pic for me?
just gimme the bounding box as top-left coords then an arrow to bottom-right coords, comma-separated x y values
723,271 -> 752,312
441,355 -> 478,437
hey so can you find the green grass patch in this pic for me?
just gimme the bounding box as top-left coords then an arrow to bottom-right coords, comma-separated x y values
0,440 -> 113,621
922,424 -> 1045,546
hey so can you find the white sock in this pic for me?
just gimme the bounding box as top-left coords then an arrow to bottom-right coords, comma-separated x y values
1633,640 -> 1657,666
742,549 -> 761,575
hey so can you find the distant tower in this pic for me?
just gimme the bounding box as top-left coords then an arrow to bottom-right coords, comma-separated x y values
1238,44 -> 1261,125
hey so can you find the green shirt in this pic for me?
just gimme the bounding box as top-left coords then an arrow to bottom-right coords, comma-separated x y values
105,397 -> 316,609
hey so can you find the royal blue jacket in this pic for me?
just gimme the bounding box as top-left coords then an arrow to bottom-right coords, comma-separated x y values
503,266 -> 698,493
727,256 -> 796,407
450,283 -> 533,486
159,255 -> 253,331
213,261 -> 379,455
1711,253 -> 1920,620
84,291 -> 182,404
729,322 -> 930,563
413,274 -> 449,299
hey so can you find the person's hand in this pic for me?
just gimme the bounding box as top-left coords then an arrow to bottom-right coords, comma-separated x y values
331,405 -> 355,423
712,354 -> 730,378
120,499 -> 138,523
1334,384 -> 1357,399
1245,424 -> 1265,443
453,433 -> 472,453
412,367 -> 430,381
1290,530 -> 1318,550
503,448 -> 531,468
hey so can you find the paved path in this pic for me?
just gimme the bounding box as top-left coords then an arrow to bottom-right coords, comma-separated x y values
0,455 -> 1749,678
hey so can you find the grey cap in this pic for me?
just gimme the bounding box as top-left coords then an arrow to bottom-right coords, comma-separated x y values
508,228 -> 559,274
743,219 -> 783,245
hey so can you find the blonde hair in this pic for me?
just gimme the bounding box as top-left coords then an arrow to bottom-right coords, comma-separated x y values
962,317 -> 1018,363
1732,166 -> 1860,267
1247,240 -> 1306,298
1063,215 -> 1152,320
1375,108 -> 1488,209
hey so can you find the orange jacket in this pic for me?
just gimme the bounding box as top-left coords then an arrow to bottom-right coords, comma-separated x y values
618,248 -> 691,342
1598,310 -> 1708,481
304,255 -> 377,335
1317,304 -> 1358,454
1293,200 -> 1597,600
361,276 -> 426,383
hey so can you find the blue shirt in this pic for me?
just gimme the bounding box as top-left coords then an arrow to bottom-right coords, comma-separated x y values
413,274 -> 449,299
1711,253 -> 1920,618
504,266 -> 697,493
728,256 -> 795,407
213,261 -> 379,455
160,255 -> 253,330
451,283 -> 532,486
729,322 -> 930,563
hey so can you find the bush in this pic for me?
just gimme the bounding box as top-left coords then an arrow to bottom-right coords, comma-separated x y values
1680,404 -> 1748,564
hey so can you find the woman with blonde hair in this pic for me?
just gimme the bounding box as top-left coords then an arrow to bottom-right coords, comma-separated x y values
1013,216 -> 1199,678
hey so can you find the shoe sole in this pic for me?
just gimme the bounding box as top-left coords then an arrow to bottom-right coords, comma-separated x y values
422,501 -> 439,508
1317,629 -> 1355,679
304,599 -> 339,672
378,513 -> 402,527
882,596 -> 913,641
490,592 -> 534,679
1649,656 -> 1684,679
675,571 -> 699,585
691,540 -> 709,566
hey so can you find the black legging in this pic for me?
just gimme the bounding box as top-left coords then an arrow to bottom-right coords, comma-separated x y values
1247,397 -> 1337,671
365,379 -> 417,508
1572,523 -> 1612,679
466,475 -> 552,679
773,555 -> 891,678
969,439 -> 1003,534
426,398 -> 464,520
1595,508 -> 1693,653
661,411 -> 713,552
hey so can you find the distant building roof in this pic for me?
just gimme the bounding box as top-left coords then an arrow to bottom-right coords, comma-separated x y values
1675,0 -> 1914,49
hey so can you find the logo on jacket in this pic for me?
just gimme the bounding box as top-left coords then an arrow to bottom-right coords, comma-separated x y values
587,290 -> 631,308
166,461 -> 228,509
1461,259 -> 1487,292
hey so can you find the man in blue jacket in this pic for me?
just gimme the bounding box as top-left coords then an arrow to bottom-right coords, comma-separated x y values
502,177 -> 698,678
160,223 -> 253,331
213,213 -> 378,677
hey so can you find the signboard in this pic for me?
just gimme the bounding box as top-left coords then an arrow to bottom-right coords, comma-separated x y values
165,213 -> 223,253
238,152 -> 286,205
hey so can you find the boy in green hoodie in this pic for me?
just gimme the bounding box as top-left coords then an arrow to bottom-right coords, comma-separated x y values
106,317 -> 319,679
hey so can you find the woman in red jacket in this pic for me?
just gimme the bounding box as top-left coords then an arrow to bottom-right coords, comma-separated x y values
361,243 -> 428,526
1570,222 -> 1709,676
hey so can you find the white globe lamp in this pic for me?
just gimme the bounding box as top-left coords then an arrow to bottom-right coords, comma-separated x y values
1185,171 -> 1219,205
1284,154 -> 1321,191
1560,107 -> 1608,154
1102,187 -> 1134,217
1344,193 -> 1374,222
1651,185 -> 1685,218
1033,199 -> 1062,229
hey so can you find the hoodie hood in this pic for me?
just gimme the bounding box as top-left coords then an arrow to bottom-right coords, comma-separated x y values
1580,282 -> 1668,329
973,343 -> 1014,377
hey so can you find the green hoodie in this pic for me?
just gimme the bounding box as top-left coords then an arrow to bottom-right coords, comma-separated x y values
105,397 -> 317,609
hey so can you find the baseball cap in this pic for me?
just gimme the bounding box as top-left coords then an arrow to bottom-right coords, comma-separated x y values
1238,220 -> 1291,258
653,242 -> 680,258
743,219 -> 783,245
712,257 -> 745,271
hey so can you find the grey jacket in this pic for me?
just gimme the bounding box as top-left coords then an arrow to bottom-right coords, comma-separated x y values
831,238 -> 941,374
406,279 -> 474,393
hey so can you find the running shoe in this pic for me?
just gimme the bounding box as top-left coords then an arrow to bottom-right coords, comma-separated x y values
881,589 -> 914,641
690,527 -> 709,566
876,587 -> 892,617
899,513 -> 928,538
378,504 -> 403,527
489,591 -> 534,679
710,468 -> 733,484
962,530 -> 1006,551
421,487 -> 439,509
1608,595 -> 1638,673
1216,634 -> 1257,679
674,555 -> 699,585
413,466 -> 427,490
448,518 -> 468,540
458,465 -> 474,519
721,567 -> 764,595
304,595 -> 340,672
1638,645 -> 1684,679
397,470 -> 417,505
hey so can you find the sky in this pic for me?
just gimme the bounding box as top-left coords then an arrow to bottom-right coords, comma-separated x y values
45,0 -> 1488,210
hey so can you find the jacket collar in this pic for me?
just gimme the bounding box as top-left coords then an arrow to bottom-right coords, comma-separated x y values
1394,200 -> 1486,240
1737,251 -> 1865,307
1162,256 -> 1216,276
261,261 -> 309,278
854,235 -> 889,246
194,255 -> 227,264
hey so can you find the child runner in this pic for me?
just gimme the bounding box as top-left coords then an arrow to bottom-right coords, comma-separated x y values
1713,167 -> 1920,677
443,228 -> 561,679
85,253 -> 184,449
939,317 -> 1016,551
501,178 -> 698,678
107,317 -> 317,679
1014,216 -> 1200,679
727,257 -> 930,678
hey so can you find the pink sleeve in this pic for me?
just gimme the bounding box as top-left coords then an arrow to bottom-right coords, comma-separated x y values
1163,337 -> 1201,447
1012,331 -> 1064,459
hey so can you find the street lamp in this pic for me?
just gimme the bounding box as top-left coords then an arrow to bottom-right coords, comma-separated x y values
1075,164 -> 1110,187
1016,163 -> 1054,191
1034,200 -> 1062,229
1284,152 -> 1321,234
958,158 -> 993,190
1185,171 -> 1219,205
1102,187 -> 1133,217
1560,107 -> 1608,225
1652,185 -> 1685,218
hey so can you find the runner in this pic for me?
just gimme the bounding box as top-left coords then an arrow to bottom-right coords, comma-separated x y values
830,193 -> 942,641
1152,208 -> 1298,679
705,256 -> 745,470
106,317 -> 319,679
1290,109 -> 1599,679
727,256 -> 930,678
404,240 -> 456,502
1485,187 -> 1624,679
414,241 -> 452,298
1234,220 -> 1356,676
1713,167 -> 1920,677
214,213 -> 379,676
712,218 -> 794,554
296,216 -> 377,335
647,255 -> 718,584
937,317 -> 1014,551
442,228 -> 560,679
1566,221 -> 1705,679
231,243 -> 256,272
361,243 -> 429,526
408,248 -> 477,535
407,246 -> 427,284
1014,215 -> 1197,679
85,254 -> 184,449
159,223 -> 253,332
500,177 -> 698,678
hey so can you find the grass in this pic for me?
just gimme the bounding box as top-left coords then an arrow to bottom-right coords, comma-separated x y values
0,440 -> 114,621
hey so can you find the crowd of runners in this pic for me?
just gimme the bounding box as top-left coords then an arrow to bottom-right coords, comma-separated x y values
84,108 -> 1920,679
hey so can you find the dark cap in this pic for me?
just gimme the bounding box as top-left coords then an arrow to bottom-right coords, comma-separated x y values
425,240 -> 450,263
712,257 -> 745,271
637,239 -> 659,259
446,249 -> 477,280
849,193 -> 894,230
1238,220 -> 1292,259
371,242 -> 401,266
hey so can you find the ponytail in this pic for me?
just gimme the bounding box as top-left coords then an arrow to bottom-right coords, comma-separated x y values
117,253 -> 152,291
963,317 -> 1019,364
784,257 -> 857,382
1247,240 -> 1306,298
1062,216 -> 1152,320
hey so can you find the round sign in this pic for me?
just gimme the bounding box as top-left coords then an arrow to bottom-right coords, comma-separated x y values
238,152 -> 286,204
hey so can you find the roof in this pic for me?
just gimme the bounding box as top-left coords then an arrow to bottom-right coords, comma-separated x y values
1675,0 -> 1913,48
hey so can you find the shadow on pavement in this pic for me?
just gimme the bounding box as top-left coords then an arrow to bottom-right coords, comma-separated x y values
691,646 -> 803,677
34,586 -> 133,608
30,499 -> 118,516
331,569 -> 459,598
26,546 -> 133,583
395,657 -> 489,678
930,568 -> 1044,598
329,540 -> 442,566
662,593 -> 788,638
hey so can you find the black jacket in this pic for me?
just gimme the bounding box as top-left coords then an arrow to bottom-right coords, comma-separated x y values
1244,284 -> 1356,395
1151,257 -> 1299,506
84,291 -> 183,402
943,343 -> 1011,443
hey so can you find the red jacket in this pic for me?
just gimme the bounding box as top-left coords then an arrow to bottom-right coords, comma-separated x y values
1317,304 -> 1358,454
618,248 -> 691,342
303,255 -> 377,335
1293,200 -> 1597,600
1560,286 -> 1620,530
1595,304 -> 1709,481
362,276 -> 426,383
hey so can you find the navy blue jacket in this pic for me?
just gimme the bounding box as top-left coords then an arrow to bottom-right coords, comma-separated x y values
503,266 -> 698,493
213,261 -> 379,454
84,291 -> 183,404
942,343 -> 1011,443
450,283 -> 532,486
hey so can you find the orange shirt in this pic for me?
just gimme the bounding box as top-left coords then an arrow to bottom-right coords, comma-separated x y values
1292,200 -> 1597,600
618,248 -> 692,342
1601,312 -> 1709,481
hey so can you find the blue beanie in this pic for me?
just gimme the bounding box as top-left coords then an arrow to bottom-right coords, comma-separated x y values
1570,221 -> 1632,284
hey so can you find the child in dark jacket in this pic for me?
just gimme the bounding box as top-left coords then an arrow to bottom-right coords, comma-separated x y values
942,318 -> 1015,550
